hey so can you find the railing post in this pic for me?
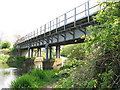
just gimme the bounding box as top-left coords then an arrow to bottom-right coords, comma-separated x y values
88,1 -> 90,22
53,21 -> 54,29
37,29 -> 38,36
34,31 -> 35,37
31,32 -> 32,38
50,21 -> 51,31
74,8 -> 76,27
44,24 -> 46,37
64,13 -> 67,30
44,24 -> 46,33
49,21 -> 51,35
56,18 -> 58,33
40,27 -> 42,34
59,18 -> 60,27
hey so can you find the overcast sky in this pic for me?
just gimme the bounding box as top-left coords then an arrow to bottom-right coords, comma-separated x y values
0,0 -> 96,46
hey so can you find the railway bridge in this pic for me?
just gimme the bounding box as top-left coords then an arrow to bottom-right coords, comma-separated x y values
16,1 -> 102,60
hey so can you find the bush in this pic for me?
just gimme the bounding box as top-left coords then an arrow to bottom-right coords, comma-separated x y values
0,41 -> 11,49
0,55 -> 9,60
7,55 -> 25,67
11,74 -> 34,88
61,43 -> 85,59
61,44 -> 76,57
68,43 -> 85,59
30,68 -> 49,81
9,44 -> 16,52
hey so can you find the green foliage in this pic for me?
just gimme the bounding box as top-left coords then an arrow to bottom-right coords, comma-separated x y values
85,2 -> 120,54
61,44 -> 85,59
11,74 -> 34,88
0,41 -> 11,49
55,2 -> 120,89
11,68 -> 62,88
61,44 -> 76,57
68,43 -> 85,59
0,55 -> 9,60
30,68 -> 48,80
9,44 -> 17,52
0,55 -> 25,67
11,2 -> 120,89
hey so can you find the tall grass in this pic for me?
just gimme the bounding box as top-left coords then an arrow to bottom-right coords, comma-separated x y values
11,68 -> 60,88
11,74 -> 34,88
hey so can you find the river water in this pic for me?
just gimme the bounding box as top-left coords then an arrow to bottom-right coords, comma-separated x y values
0,68 -> 17,89
0,57 -> 67,89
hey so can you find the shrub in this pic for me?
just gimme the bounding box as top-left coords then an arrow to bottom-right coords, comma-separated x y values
61,43 -> 85,60
68,43 -> 85,59
9,44 -> 17,52
0,41 -> 11,49
30,68 -> 49,81
0,55 -> 10,60
11,74 -> 34,88
61,44 -> 76,57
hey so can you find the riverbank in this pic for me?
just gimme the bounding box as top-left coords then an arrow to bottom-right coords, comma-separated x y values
11,68 -> 69,88
10,57 -> 68,88
0,55 -> 25,68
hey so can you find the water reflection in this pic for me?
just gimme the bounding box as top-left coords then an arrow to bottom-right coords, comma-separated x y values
34,62 -> 43,70
0,68 -> 17,89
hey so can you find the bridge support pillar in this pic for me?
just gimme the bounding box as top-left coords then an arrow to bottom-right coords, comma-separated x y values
45,44 -> 48,60
56,45 -> 60,58
37,48 -> 40,57
28,47 -> 30,58
39,48 -> 41,57
31,48 -> 33,58
18,48 -> 21,56
49,46 -> 52,59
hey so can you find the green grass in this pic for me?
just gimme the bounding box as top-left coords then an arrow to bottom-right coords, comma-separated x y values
11,68 -> 63,88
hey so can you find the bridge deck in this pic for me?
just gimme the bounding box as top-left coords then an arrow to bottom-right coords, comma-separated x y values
16,0 -> 102,49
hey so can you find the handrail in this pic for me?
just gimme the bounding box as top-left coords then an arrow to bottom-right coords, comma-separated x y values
16,0 -> 100,44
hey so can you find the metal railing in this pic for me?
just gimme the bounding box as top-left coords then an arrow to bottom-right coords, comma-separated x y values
16,0 -> 101,44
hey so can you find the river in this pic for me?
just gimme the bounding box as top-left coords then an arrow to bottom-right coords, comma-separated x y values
0,56 -> 68,89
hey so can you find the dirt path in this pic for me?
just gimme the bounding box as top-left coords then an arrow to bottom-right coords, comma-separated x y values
44,82 -> 56,88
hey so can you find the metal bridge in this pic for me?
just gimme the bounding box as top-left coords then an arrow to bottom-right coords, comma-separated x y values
16,0 -> 103,60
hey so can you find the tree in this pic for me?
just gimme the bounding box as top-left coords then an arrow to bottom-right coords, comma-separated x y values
0,41 -> 11,49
